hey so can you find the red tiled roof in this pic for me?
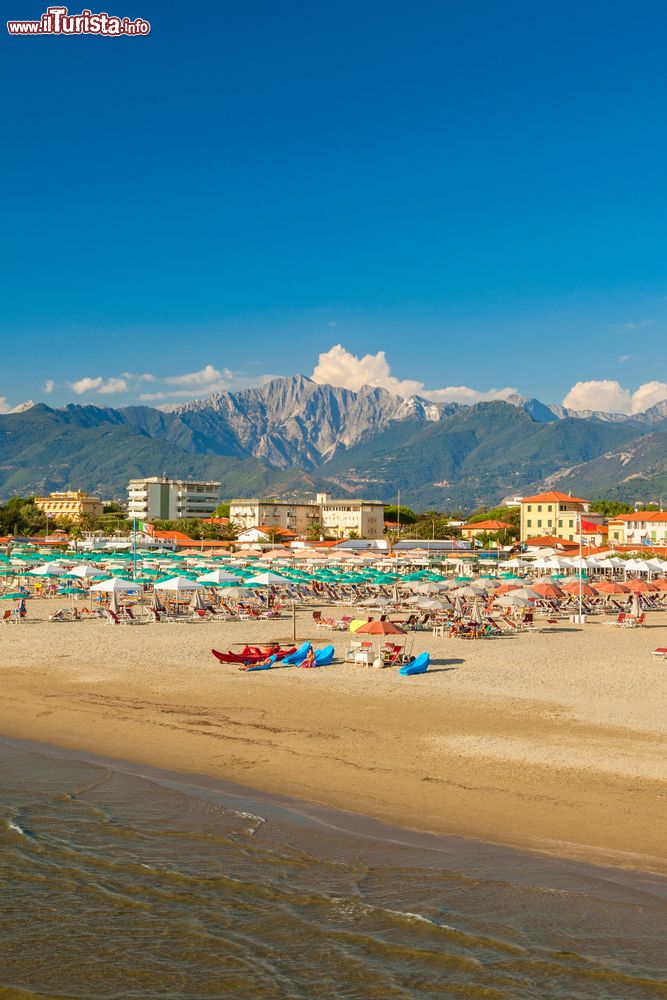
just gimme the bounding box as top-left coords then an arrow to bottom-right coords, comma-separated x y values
524,535 -> 580,548
610,511 -> 667,522
202,516 -> 230,524
521,492 -> 588,504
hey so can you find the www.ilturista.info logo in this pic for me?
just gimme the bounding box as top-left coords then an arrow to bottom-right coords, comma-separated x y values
7,6 -> 150,35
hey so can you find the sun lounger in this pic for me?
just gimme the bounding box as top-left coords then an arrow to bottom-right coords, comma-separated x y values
243,655 -> 278,672
312,644 -> 335,666
399,652 -> 430,676
650,648 -> 667,660
280,641 -> 311,666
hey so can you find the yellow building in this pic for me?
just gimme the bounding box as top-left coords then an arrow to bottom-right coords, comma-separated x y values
520,491 -> 589,542
34,490 -> 103,522
230,493 -> 385,540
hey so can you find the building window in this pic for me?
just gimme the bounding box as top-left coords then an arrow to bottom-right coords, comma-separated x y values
537,520 -> 542,528
526,520 -> 532,527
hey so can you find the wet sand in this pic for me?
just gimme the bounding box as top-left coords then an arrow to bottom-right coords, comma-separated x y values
1,603 -> 666,873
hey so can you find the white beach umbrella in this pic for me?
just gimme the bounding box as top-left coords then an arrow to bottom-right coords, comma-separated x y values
27,562 -> 68,577
510,587 -> 541,599
154,576 -> 203,592
196,569 -> 239,584
90,577 -> 138,592
495,593 -> 531,608
244,571 -> 292,586
69,564 -> 101,579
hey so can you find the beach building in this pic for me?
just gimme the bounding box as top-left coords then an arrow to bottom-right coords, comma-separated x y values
229,494 -> 385,539
607,510 -> 667,547
460,519 -> 513,540
126,476 -> 220,520
520,491 -> 589,542
34,490 -> 103,522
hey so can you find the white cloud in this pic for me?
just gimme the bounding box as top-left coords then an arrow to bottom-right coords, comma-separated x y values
164,364 -> 226,386
617,320 -> 653,330
121,371 -> 156,382
617,354 -> 634,364
311,344 -> 517,404
139,370 -> 279,402
0,397 -> 35,413
98,377 -> 128,395
43,379 -> 55,394
562,379 -> 667,414
68,376 -> 128,395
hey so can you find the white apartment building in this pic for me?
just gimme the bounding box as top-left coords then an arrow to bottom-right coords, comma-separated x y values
126,476 -> 220,520
230,493 -> 385,539
607,511 -> 667,547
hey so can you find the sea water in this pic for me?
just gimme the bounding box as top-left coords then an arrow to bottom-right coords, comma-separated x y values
1,739 -> 665,999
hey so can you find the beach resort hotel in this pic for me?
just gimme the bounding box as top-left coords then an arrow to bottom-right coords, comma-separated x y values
126,476 -> 220,520
33,490 -> 103,522
519,491 -> 590,542
230,494 -> 385,540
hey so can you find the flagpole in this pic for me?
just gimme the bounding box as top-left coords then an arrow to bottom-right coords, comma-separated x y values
578,512 -> 583,620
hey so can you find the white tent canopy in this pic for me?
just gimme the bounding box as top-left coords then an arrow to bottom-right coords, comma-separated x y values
154,576 -> 203,591
69,564 -> 103,579
196,569 -> 239,584
27,562 -> 68,576
90,577 -> 138,592
245,572 -> 292,586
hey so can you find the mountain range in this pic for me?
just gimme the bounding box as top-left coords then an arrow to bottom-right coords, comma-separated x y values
1,374 -> 666,510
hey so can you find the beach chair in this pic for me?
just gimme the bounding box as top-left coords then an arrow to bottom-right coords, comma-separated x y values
399,652 -> 430,676
603,612 -> 627,627
103,608 -> 122,625
48,608 -> 72,622
242,655 -> 278,672
650,648 -> 667,660
0,609 -> 13,624
622,613 -> 646,628
120,607 -> 144,624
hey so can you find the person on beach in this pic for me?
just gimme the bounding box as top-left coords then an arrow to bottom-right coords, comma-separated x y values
300,647 -> 316,669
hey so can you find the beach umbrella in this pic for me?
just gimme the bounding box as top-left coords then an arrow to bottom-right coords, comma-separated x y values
69,564 -> 104,579
652,578 -> 667,591
561,581 -> 597,597
90,577 -> 139,593
594,581 -> 630,595
27,562 -> 68,577
0,591 -> 28,599
494,583 -> 521,594
57,587 -> 88,596
624,579 -> 657,593
356,619 -> 405,635
245,571 -> 292,586
196,569 -> 239,584
495,593 -> 531,608
530,582 -> 565,598
468,601 -> 484,624
154,576 -> 203,591
452,586 -> 483,598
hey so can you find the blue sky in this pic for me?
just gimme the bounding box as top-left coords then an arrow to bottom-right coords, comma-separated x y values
2,0 -> 667,414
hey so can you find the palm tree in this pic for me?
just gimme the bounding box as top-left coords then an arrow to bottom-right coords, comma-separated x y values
69,524 -> 83,553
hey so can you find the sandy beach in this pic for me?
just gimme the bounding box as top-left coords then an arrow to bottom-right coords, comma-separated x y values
2,603 -> 666,874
